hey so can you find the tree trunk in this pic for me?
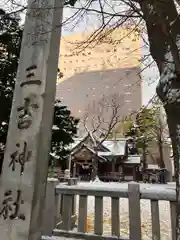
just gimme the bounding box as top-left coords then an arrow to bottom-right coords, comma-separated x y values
137,0 -> 180,238
157,137 -> 165,168
142,138 -> 147,171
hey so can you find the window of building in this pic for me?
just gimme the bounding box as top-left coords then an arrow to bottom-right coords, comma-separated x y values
125,69 -> 131,74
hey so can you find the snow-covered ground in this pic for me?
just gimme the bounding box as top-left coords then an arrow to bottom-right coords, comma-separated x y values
74,180 -> 175,240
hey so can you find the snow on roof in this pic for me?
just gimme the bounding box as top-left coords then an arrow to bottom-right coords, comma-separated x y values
49,152 -> 60,159
98,152 -> 120,156
72,144 -> 107,162
65,138 -> 82,151
97,152 -> 119,162
125,155 -> 141,164
71,139 -> 82,148
147,164 -> 160,169
67,136 -> 128,160
69,133 -> 100,151
102,139 -> 127,155
52,125 -> 59,130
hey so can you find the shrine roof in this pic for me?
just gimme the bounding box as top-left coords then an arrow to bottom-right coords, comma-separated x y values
102,139 -> 127,155
67,135 -> 128,160
97,152 -> 119,161
67,139 -> 82,150
147,164 -> 160,169
125,155 -> 141,164
98,152 -> 120,156
73,144 -> 107,162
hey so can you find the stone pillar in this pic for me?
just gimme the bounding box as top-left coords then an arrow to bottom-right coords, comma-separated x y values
118,165 -> 122,173
133,167 -> 136,181
68,154 -> 72,171
0,0 -> 63,239
65,154 -> 72,178
118,165 -> 124,181
73,163 -> 76,178
64,169 -> 70,178
112,159 -> 115,174
42,178 -> 59,236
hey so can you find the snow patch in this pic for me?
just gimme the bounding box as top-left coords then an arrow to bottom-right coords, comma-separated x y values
89,176 -> 102,184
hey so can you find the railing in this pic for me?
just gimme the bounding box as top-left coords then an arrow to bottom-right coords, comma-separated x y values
79,174 -> 91,181
42,179 -> 176,240
99,172 -> 124,182
142,170 -> 167,184
48,167 -> 64,178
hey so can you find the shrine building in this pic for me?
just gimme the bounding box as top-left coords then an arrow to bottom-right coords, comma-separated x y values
68,133 -> 142,181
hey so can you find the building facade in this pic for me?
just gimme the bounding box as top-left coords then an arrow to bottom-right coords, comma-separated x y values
56,28 -> 142,134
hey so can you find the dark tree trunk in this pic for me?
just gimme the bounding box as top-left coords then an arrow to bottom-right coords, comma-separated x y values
137,0 -> 180,238
157,136 -> 165,168
142,138 -> 147,176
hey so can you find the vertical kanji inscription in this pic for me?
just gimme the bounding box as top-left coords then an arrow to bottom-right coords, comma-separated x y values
9,142 -> 32,175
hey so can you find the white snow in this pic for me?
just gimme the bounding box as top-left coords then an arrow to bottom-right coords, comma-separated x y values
89,176 -> 101,184
76,180 -> 175,192
49,152 -> 60,159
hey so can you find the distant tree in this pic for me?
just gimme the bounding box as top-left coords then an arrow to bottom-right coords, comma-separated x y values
125,105 -> 168,168
0,9 -> 22,172
51,100 -> 79,162
83,93 -> 122,180
0,9 -> 22,147
108,117 -> 135,139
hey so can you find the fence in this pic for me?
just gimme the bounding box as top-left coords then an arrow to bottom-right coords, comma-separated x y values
42,179 -> 176,240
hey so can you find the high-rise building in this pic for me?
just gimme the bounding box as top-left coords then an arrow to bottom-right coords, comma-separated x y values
56,28 -> 142,133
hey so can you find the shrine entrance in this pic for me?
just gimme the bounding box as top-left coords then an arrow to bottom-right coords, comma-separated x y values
78,163 -> 92,181
79,164 -> 91,175
72,145 -> 96,181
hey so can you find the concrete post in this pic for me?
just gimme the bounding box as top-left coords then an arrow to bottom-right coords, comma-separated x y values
42,178 -> 59,236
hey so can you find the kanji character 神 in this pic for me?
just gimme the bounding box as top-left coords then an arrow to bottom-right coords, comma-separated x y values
9,142 -> 32,175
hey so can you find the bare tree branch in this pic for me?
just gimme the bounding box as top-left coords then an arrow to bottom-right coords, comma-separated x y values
83,93 -> 123,143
